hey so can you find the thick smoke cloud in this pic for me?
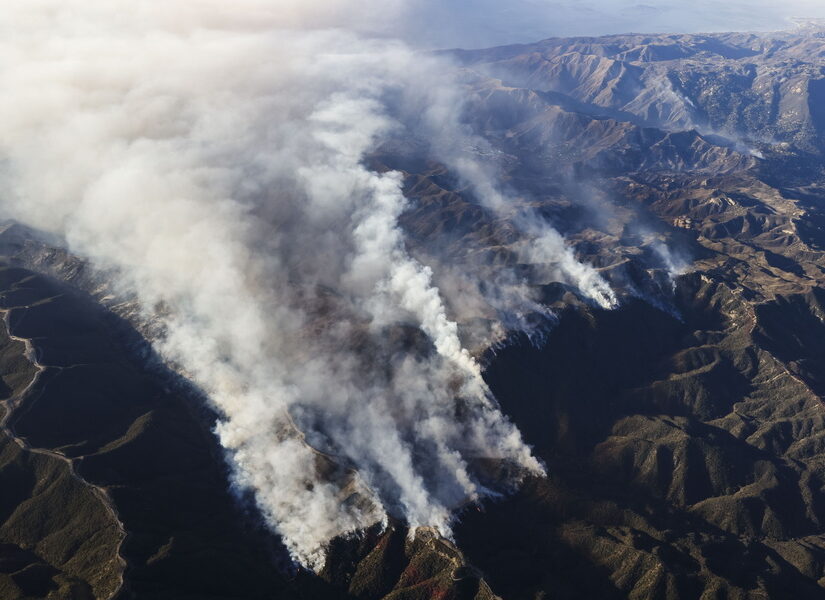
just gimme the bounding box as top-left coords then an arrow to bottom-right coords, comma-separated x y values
0,1 -> 612,567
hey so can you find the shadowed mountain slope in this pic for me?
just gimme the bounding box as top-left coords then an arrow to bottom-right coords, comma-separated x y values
0,257 -> 494,600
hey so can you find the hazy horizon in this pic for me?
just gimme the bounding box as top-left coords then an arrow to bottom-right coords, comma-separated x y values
381,0 -> 825,49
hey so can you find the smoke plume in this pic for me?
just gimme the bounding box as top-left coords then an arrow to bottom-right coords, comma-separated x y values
0,1 -> 612,567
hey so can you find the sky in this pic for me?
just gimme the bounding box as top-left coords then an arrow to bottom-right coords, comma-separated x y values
390,0 -> 825,49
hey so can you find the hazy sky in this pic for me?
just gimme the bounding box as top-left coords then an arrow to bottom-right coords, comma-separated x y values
394,0 -> 825,49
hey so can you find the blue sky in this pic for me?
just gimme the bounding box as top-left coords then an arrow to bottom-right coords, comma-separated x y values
393,0 -> 825,48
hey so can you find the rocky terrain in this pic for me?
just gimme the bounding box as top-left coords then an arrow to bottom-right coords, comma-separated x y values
5,27 -> 825,599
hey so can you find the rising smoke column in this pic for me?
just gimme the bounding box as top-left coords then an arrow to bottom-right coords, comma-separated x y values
0,1 -> 607,567
395,75 -> 617,323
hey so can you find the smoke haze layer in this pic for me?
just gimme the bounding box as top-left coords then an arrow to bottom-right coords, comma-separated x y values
0,1 -> 615,567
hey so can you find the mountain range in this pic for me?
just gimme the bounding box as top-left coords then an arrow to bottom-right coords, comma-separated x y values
4,27 -> 825,599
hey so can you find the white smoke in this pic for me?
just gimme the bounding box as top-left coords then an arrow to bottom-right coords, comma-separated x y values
407,83 -> 618,310
0,0 -> 607,568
